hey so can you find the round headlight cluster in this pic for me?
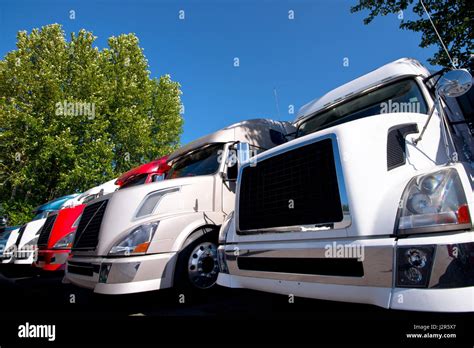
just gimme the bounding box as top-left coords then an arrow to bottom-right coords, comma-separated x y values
404,267 -> 423,283
396,246 -> 434,288
420,174 -> 442,194
406,248 -> 427,268
403,248 -> 428,282
405,173 -> 444,215
407,193 -> 432,214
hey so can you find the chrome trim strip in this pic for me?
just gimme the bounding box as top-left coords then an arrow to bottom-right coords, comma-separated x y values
223,244 -> 394,287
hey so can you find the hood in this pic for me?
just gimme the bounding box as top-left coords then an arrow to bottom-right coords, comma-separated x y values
75,175 -> 217,256
34,194 -> 80,215
18,218 -> 47,248
63,179 -> 118,208
98,175 -> 213,206
47,204 -> 85,248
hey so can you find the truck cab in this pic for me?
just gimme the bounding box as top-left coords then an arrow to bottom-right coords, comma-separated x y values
115,156 -> 170,189
65,119 -> 295,295
217,58 -> 473,312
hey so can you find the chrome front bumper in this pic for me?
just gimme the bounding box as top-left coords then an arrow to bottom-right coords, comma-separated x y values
218,230 -> 474,312
65,252 -> 177,295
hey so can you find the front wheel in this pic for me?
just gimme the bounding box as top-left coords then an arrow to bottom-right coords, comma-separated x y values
174,228 -> 219,296
187,240 -> 219,289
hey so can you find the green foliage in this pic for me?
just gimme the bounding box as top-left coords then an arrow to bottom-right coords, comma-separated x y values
351,0 -> 473,68
0,24 -> 183,225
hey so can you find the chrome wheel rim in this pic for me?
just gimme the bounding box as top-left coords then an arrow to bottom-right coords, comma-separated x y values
187,242 -> 218,289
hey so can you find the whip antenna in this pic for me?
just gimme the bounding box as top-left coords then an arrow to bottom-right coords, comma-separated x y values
273,87 -> 281,119
419,0 -> 457,68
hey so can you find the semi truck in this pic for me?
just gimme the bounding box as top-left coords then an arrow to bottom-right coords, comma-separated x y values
65,119 -> 295,295
217,58 -> 474,312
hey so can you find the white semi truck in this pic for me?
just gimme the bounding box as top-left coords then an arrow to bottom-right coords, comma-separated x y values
217,58 -> 474,312
65,119 -> 295,294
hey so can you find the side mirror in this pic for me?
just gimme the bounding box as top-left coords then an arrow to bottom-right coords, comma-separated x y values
236,142 -> 250,165
223,142 -> 250,182
437,69 -> 472,98
0,216 -> 7,227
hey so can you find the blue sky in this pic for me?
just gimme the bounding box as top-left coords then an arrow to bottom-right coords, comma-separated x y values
0,0 -> 438,144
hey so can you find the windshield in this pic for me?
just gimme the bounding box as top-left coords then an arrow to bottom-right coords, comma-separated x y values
297,79 -> 428,137
33,211 -> 50,220
166,143 -> 223,179
119,173 -> 148,190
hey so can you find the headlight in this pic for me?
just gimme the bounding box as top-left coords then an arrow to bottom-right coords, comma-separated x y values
109,222 -> 158,256
396,246 -> 435,288
53,232 -> 76,249
219,211 -> 234,244
397,168 -> 471,234
4,244 -> 16,255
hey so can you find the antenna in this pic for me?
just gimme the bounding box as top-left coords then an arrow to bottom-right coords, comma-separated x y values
419,0 -> 456,68
273,87 -> 281,119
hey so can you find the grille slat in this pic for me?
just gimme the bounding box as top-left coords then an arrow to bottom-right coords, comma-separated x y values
37,214 -> 57,247
238,138 -> 343,231
72,200 -> 108,250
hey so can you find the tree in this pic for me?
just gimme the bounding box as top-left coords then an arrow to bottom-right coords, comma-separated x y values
0,24 -> 184,225
351,0 -> 473,68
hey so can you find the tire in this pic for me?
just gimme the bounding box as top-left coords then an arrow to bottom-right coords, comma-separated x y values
173,227 -> 219,299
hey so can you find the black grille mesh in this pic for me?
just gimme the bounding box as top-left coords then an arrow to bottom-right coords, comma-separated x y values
238,138 -> 343,231
386,123 -> 418,171
37,214 -> 57,247
72,200 -> 108,250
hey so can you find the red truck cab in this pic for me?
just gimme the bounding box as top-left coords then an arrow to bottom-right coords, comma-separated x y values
115,156 -> 170,189
35,156 -> 170,272
36,204 -> 84,271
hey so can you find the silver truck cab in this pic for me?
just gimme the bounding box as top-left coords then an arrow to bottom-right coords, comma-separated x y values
65,119 -> 295,295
